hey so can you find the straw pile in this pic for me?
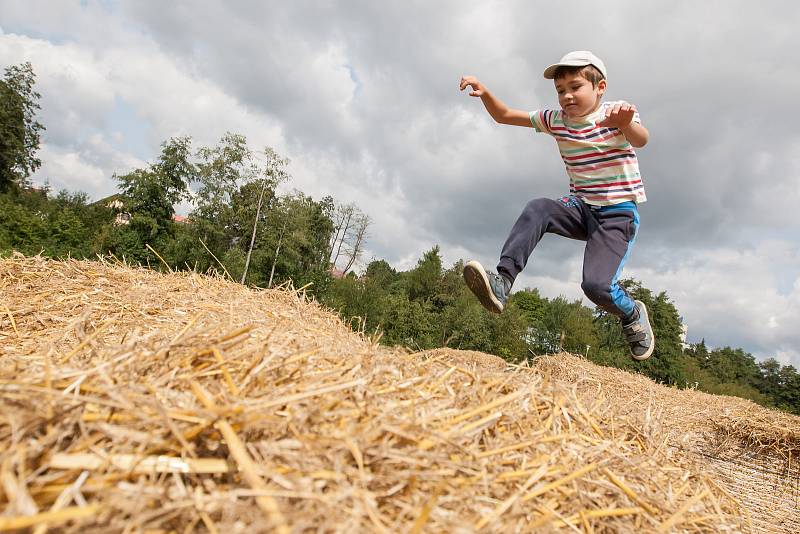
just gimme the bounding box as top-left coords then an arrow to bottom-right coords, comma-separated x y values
0,255 -> 796,532
535,354 -> 800,532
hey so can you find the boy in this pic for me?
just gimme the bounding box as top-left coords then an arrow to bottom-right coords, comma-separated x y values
459,50 -> 654,361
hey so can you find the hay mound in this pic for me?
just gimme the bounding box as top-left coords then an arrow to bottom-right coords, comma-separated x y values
0,256 -> 796,532
535,353 -> 800,533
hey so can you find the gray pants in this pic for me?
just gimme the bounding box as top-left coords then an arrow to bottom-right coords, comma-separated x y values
496,196 -> 640,319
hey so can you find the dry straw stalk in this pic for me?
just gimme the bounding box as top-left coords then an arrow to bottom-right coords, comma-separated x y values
1,255 -> 798,532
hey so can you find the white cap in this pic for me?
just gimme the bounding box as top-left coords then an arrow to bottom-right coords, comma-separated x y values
543,50 -> 607,80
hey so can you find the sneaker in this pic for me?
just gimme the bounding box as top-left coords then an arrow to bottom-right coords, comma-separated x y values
463,260 -> 511,314
622,300 -> 655,361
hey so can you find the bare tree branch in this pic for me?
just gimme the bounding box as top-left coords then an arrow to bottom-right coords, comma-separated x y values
341,213 -> 370,273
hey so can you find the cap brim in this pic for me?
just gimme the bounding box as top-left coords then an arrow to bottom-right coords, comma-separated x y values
543,60 -> 592,79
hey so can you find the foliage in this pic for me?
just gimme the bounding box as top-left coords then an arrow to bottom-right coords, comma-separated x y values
2,77 -> 798,416
1,188 -> 113,258
0,62 -> 45,192
106,137 -> 196,263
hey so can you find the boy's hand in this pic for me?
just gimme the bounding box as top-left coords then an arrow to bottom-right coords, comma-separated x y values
459,75 -> 485,97
458,76 -> 533,127
597,102 -> 637,130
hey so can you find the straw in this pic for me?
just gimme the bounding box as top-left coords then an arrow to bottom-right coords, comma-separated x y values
1,255 -> 798,532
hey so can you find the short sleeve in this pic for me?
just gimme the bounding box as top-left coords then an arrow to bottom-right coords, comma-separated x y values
529,109 -> 555,133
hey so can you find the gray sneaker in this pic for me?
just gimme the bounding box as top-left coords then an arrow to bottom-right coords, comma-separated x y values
463,260 -> 511,314
622,300 -> 655,361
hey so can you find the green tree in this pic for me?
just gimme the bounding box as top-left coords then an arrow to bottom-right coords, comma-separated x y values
630,285 -> 686,385
685,339 -> 710,366
486,302 -> 528,361
777,365 -> 800,413
513,288 -> 548,325
322,271 -> 388,336
365,259 -> 398,286
381,293 -> 437,350
754,359 -> 800,414
192,133 -> 257,255
0,62 -> 44,192
0,189 -> 47,253
436,261 -> 493,350
703,347 -> 761,386
439,292 -> 493,351
590,280 -> 686,384
106,137 -> 195,263
237,148 -> 289,284
562,303 -> 599,355
0,187 -> 114,258
757,358 -> 782,400
407,246 -> 442,302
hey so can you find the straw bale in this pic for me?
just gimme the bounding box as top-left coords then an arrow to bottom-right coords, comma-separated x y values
411,348 -> 509,372
535,353 -> 800,533
0,255 -> 794,532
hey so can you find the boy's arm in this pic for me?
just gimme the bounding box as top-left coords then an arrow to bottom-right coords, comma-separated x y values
460,76 -> 533,128
597,102 -> 649,148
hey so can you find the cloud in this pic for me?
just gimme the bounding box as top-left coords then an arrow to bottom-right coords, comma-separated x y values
35,136 -> 146,197
633,240 -> 800,363
1,0 -> 799,365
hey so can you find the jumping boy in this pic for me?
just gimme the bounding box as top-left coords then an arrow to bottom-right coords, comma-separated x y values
459,50 -> 655,361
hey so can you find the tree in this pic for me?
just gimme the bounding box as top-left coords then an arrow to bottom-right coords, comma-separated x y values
530,295 -> 573,353
0,62 -> 45,192
704,347 -> 760,386
757,358 -> 782,400
407,246 -> 442,302
513,288 -> 548,326
365,259 -> 398,286
755,359 -> 800,414
326,202 -> 371,274
232,191 -> 335,289
101,137 -> 195,264
327,203 -> 354,268
562,304 -> 599,355
1,187 -> 114,259
486,303 -> 529,361
193,133 -> 259,255
627,282 -> 686,385
240,148 -> 288,284
685,339 -> 710,366
435,261 -> 492,349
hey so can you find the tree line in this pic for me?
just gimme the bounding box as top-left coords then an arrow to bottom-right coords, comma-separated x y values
2,62 -> 799,415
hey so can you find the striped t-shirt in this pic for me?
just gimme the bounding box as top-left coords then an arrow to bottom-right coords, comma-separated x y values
529,100 -> 646,206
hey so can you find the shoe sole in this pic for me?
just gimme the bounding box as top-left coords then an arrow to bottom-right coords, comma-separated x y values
631,300 -> 655,361
463,260 -> 503,314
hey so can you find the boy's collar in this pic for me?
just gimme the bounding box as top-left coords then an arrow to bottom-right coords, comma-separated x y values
563,102 -> 605,124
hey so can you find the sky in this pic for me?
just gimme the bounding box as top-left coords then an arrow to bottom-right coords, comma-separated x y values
2,0 -> 799,366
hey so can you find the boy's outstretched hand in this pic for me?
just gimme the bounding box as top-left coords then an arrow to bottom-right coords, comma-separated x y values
598,101 -> 649,147
458,75 -> 532,127
597,102 -> 637,129
460,75 -> 485,97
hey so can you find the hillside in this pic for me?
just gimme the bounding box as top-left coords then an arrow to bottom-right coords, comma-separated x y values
1,256 -> 798,533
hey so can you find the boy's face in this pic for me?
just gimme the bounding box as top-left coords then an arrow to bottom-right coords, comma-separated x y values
554,72 -> 606,119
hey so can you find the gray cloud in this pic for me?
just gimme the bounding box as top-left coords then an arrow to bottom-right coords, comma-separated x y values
2,0 -> 799,364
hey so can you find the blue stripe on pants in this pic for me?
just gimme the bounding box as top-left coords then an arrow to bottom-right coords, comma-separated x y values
497,196 -> 640,319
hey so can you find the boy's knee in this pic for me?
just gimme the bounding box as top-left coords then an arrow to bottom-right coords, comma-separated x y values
524,197 -> 553,215
581,279 -> 608,302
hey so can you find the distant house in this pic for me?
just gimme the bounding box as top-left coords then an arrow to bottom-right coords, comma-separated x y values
329,266 -> 346,279
679,319 -> 689,350
91,194 -> 189,226
93,194 -> 130,226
